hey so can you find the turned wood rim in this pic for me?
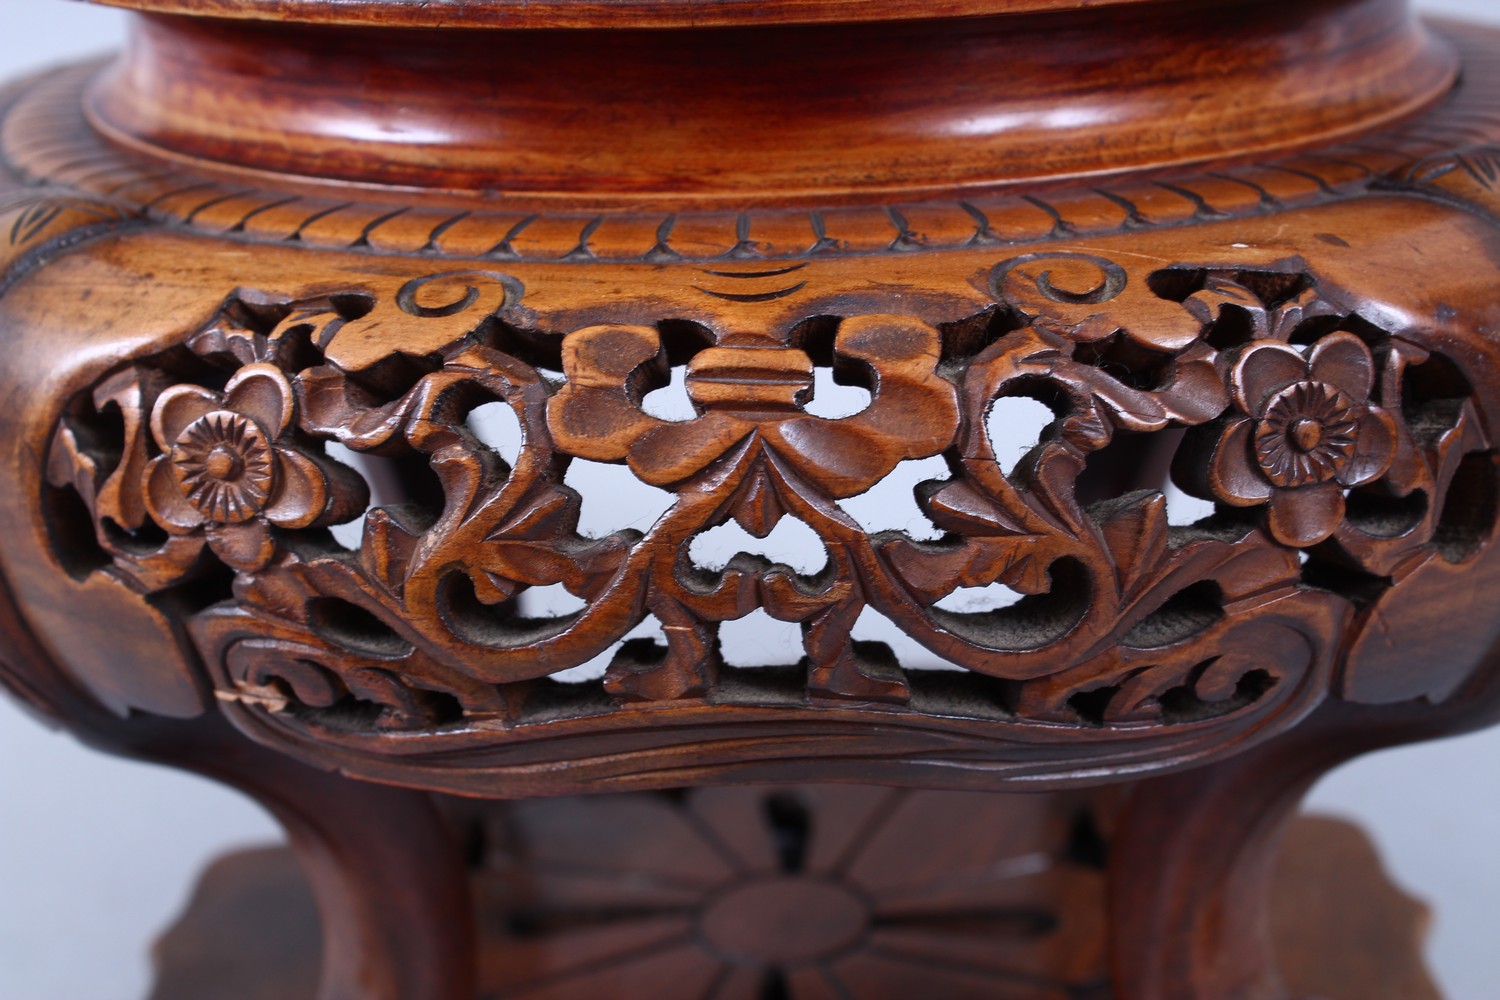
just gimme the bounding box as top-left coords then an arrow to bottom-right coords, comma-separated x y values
86,0 -> 1242,30
3,28 -> 1493,265
81,0 -> 1458,205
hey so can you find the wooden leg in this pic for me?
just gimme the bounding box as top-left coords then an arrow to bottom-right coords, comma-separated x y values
1272,816 -> 1441,1000
149,847 -> 321,1000
0,563 -> 477,1000
119,719 -> 473,1000
96,715 -> 476,1000
2,644 -> 474,1000
142,804 -> 1442,1000
1109,667 -> 1500,1000
1110,735 -> 1331,999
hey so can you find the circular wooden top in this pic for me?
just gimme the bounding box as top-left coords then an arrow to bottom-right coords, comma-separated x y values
86,0 -> 1193,29
85,0 -> 1454,205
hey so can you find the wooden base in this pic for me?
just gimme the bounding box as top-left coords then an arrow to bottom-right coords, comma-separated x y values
148,846 -> 320,1000
1271,817 -> 1442,1000
148,813 -> 1440,1000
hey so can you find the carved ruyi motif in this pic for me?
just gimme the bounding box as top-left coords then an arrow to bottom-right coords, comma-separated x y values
42,247 -> 1495,785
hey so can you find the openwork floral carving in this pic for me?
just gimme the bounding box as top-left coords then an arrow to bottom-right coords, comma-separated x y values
144,364 -> 367,571
42,252 -> 1496,788
1182,334 -> 1398,547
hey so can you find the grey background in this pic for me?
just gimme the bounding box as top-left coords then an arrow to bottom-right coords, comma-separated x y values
2,0 -> 1500,996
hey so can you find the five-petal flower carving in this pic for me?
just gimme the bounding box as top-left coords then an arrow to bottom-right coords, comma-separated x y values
1190,333 -> 1397,547
144,364 -> 368,571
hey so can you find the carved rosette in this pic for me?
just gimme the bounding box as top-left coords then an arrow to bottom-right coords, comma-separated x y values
144,364 -> 368,571
1184,336 -> 1399,547
39,242 -> 1497,789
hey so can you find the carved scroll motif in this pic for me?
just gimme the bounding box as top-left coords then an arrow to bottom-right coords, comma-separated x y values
43,255 -> 1494,762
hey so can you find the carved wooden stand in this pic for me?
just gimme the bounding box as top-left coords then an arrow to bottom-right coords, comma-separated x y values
4,0 -> 1500,996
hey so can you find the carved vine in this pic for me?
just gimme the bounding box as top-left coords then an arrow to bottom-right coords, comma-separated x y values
45,257 -> 1493,741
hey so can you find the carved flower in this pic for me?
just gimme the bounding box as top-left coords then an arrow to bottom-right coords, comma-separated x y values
144,364 -> 367,571
547,317 -> 959,500
1194,333 -> 1397,547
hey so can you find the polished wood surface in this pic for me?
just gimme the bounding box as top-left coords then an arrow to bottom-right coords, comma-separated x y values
143,815 -> 1440,1000
85,0 -> 1315,30
88,0 -> 1454,201
4,0 -> 1500,996
146,811 -> 1441,1000
1272,816 -> 1443,1000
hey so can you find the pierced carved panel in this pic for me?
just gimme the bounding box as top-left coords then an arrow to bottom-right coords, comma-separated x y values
41,243 -> 1497,792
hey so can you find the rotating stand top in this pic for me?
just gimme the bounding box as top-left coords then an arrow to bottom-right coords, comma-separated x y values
82,0 -> 1455,205
85,0 -> 1244,30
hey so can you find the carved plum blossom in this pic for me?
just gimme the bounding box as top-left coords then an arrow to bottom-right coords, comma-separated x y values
144,364 -> 367,571
169,412 -> 276,522
1191,333 -> 1397,547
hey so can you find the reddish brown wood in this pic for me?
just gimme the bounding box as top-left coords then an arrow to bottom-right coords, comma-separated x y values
4,0 -> 1500,996
150,847 -> 322,1000
86,0 -> 1453,201
83,0 -> 1277,30
1109,658 -> 1500,999
1272,816 -> 1442,1000
143,808 -> 1442,1000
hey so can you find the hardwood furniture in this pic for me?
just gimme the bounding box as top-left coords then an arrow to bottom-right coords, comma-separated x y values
3,0 -> 1499,996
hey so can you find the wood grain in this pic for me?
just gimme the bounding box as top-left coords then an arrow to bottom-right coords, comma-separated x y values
82,0 -> 1381,30
84,1 -> 1453,201
144,809 -> 1440,1000
3,0 -> 1500,996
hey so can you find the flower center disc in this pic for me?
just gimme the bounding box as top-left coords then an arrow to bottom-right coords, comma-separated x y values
698,877 -> 868,965
204,445 -> 245,480
1289,417 -> 1324,452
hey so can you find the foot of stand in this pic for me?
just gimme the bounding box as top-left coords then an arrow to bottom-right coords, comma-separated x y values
147,813 -> 1441,1000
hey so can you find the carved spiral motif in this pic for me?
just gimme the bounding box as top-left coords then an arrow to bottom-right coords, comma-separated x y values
992,252 -> 1127,306
394,270 -> 518,320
